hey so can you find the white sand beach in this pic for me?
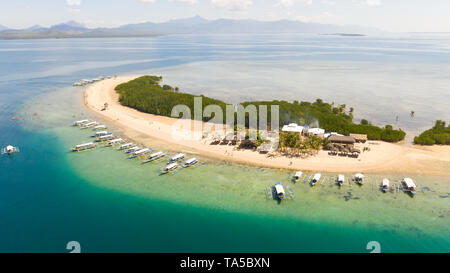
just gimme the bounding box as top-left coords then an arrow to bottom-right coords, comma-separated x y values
84,76 -> 450,176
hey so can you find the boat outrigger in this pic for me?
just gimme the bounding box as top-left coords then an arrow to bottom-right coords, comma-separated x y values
72,119 -> 89,126
71,142 -> 96,152
402,178 -> 417,195
105,138 -> 124,147
381,178 -> 390,193
128,148 -> 152,159
354,173 -> 364,185
142,151 -> 167,163
168,153 -> 185,163
161,162 -> 180,174
80,121 -> 98,129
337,174 -> 345,187
2,145 -> 20,155
293,171 -> 303,182
311,173 -> 321,186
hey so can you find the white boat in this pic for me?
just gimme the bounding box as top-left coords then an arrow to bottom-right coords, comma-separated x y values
183,157 -> 198,167
142,152 -> 167,163
96,134 -> 114,142
168,153 -> 185,163
2,145 -> 20,155
92,131 -> 110,137
402,178 -> 417,195
92,125 -> 107,131
129,148 -> 152,159
161,162 -> 180,174
274,182 -> 285,200
381,178 -> 390,192
72,119 -> 89,126
293,171 -> 303,181
71,142 -> 96,152
125,146 -> 141,154
80,121 -> 98,129
337,174 -> 345,186
354,173 -> 365,184
311,173 -> 321,186
117,143 -> 136,150
105,138 -> 124,146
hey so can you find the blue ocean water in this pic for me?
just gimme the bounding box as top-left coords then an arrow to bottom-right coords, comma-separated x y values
0,34 -> 449,252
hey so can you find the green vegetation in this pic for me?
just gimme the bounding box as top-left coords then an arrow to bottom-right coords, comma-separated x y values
414,120 -> 450,145
115,75 -> 227,122
279,132 -> 329,156
116,76 -> 406,143
241,99 -> 405,142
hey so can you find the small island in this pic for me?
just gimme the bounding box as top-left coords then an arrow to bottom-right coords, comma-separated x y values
414,120 -> 450,145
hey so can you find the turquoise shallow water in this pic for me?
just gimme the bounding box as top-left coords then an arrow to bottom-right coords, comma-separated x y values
0,35 -> 449,252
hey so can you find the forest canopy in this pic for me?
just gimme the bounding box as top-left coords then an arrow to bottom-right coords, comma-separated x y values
116,76 -> 406,143
414,120 -> 450,145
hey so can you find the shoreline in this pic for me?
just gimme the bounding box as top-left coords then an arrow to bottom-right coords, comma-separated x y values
84,76 -> 450,176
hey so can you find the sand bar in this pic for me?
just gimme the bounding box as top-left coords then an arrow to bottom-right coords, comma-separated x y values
84,76 -> 450,176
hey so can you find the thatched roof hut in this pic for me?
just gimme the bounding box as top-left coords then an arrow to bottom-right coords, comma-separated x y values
350,133 -> 368,143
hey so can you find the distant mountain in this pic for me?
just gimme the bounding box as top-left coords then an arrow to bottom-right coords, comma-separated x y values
0,16 -> 384,39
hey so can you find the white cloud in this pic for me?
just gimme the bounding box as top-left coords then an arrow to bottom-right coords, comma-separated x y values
277,0 -> 312,8
210,0 -> 253,11
137,0 -> 198,3
296,11 -> 332,23
365,0 -> 381,6
68,8 -> 81,14
66,0 -> 81,6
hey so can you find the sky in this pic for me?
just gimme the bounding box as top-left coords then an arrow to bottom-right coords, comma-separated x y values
1,0 -> 449,32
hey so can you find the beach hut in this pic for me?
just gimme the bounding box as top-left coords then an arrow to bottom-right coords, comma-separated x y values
282,123 -> 304,133
328,135 -> 356,145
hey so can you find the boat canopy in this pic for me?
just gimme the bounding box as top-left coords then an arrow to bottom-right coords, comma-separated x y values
403,178 -> 416,188
294,171 -> 303,178
355,173 -> 364,179
150,151 -> 164,158
382,178 -> 390,187
170,153 -> 185,161
185,158 -> 198,165
275,184 -> 285,195
134,148 -> 151,155
75,142 -> 94,148
313,173 -> 322,181
338,174 -> 345,182
165,163 -> 178,170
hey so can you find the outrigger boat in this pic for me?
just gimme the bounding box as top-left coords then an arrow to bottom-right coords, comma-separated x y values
128,148 -> 152,159
142,151 -> 167,163
105,138 -> 124,147
337,174 -> 345,187
354,173 -> 364,185
117,142 -> 136,151
161,162 -> 180,174
96,134 -> 114,142
80,121 -> 98,129
402,178 -> 417,195
293,171 -> 303,182
310,173 -> 321,186
274,182 -> 286,200
183,157 -> 198,167
125,146 -> 141,154
168,153 -> 185,163
2,145 -> 20,155
92,125 -> 107,131
381,178 -> 390,193
72,119 -> 89,126
71,142 -> 96,152
92,131 -> 111,138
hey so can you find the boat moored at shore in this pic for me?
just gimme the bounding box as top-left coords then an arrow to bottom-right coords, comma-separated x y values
274,182 -> 285,200
71,142 -> 96,152
337,174 -> 345,186
117,142 -> 136,150
183,157 -> 198,167
142,151 -> 167,163
168,153 -> 185,163
129,148 -> 152,159
92,131 -> 111,138
354,173 -> 365,184
293,171 -> 303,182
402,178 -> 417,195
80,121 -> 98,129
2,145 -> 20,155
72,119 -> 89,126
381,178 -> 390,192
161,162 -> 180,174
310,173 -> 321,186
92,125 -> 107,131
105,138 -> 124,147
